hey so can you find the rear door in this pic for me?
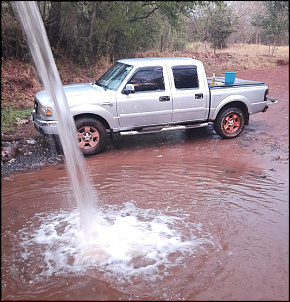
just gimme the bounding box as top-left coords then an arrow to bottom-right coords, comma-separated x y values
169,65 -> 209,122
116,66 -> 172,129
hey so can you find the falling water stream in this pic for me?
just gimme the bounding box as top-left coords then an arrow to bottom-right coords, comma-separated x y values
12,1 -> 96,235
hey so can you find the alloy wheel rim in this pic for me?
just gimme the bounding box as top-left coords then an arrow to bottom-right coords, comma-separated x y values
77,126 -> 100,149
223,114 -> 241,134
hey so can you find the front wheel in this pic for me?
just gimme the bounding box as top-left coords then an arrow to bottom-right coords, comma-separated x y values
214,107 -> 245,139
75,117 -> 107,156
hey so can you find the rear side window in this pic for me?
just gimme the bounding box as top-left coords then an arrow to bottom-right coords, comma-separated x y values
127,67 -> 165,92
172,65 -> 199,89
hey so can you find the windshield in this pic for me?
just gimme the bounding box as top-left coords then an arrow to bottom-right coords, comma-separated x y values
95,62 -> 133,91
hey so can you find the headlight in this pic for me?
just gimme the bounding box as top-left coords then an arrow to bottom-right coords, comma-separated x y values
40,106 -> 53,117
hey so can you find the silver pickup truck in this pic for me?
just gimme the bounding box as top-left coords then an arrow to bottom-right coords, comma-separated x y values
32,57 -> 277,155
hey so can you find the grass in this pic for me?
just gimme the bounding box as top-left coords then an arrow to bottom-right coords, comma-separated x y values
186,42 -> 289,58
185,43 -> 289,75
1,106 -> 33,132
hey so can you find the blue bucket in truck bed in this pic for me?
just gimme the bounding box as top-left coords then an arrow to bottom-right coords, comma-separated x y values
225,72 -> 236,84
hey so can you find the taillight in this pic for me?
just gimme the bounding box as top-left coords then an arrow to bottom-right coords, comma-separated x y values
264,89 -> 269,102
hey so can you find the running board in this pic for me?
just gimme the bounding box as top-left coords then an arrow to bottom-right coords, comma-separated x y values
120,123 -> 209,136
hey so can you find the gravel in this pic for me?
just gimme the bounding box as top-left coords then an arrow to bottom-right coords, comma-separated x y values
1,135 -> 64,175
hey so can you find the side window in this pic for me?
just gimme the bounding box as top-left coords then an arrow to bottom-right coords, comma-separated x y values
127,67 -> 165,92
172,65 -> 199,89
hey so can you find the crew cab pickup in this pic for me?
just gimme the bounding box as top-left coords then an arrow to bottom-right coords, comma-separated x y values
32,57 -> 277,155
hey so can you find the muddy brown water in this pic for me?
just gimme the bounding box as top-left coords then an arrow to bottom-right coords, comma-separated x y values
2,133 -> 289,301
1,66 -> 289,301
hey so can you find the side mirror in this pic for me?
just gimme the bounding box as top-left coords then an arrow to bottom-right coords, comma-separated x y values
123,84 -> 135,95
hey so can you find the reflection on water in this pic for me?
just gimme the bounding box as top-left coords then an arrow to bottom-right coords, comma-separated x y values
1,153 -> 288,301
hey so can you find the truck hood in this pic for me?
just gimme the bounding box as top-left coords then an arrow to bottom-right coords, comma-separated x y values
35,83 -> 111,106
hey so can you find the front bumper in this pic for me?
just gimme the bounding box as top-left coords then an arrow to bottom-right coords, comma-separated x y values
31,110 -> 59,135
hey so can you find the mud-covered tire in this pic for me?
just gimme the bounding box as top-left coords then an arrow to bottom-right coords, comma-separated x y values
214,107 -> 245,139
75,117 -> 107,156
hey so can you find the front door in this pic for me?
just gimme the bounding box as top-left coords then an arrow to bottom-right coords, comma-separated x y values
116,66 -> 172,129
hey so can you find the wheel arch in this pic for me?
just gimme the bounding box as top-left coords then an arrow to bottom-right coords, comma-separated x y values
73,113 -> 111,131
215,101 -> 249,125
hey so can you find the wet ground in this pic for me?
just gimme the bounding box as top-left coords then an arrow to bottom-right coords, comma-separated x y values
1,65 -> 289,301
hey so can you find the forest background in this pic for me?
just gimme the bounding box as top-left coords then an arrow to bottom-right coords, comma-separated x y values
1,1 -> 289,132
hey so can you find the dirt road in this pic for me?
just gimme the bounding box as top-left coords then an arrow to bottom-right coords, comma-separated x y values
235,65 -> 289,173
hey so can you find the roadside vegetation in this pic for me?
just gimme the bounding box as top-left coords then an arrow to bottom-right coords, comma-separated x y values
1,1 -> 289,132
1,107 -> 33,132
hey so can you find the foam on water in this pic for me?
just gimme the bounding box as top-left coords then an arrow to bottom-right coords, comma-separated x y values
17,202 -> 218,283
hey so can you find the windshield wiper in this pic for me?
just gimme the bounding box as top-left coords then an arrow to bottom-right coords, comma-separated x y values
94,80 -> 108,90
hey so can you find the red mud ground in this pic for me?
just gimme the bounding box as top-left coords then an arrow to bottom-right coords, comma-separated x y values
235,65 -> 289,174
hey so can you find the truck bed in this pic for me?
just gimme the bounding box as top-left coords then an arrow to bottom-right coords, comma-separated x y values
207,77 -> 265,89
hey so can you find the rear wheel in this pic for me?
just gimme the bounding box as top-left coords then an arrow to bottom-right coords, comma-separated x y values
75,117 -> 107,156
214,107 -> 245,138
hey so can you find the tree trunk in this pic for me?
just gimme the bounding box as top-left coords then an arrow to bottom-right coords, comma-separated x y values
271,40 -> 277,56
90,3 -> 97,44
255,28 -> 259,44
46,1 -> 61,47
160,35 -> 164,52
42,1 -> 46,21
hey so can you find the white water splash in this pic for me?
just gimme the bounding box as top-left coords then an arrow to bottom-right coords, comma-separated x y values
18,202 -> 219,283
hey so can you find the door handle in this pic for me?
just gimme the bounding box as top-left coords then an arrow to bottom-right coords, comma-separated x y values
159,96 -> 170,102
195,93 -> 203,99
